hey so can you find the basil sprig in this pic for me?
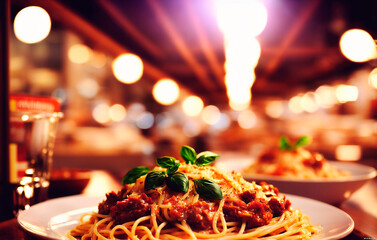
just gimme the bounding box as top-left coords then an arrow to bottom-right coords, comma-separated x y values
279,136 -> 311,151
157,156 -> 180,175
146,156 -> 189,192
122,146 -> 222,199
145,171 -> 167,191
194,179 -> 223,200
166,172 -> 189,192
180,145 -> 219,166
122,166 -> 150,185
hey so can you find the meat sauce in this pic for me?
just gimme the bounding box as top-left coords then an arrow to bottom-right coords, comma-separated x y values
98,185 -> 291,230
303,152 -> 325,170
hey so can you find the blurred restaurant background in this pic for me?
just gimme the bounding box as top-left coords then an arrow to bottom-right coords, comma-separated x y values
6,0 -> 377,178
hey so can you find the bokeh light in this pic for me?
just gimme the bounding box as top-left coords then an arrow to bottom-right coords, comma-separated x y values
212,113 -> 231,130
368,68 -> 377,89
182,96 -> 204,117
237,110 -> 257,129
136,112 -> 154,129
68,44 -> 92,64
109,104 -> 126,122
335,84 -> 359,103
112,53 -> 143,84
265,100 -> 284,118
288,96 -> 303,114
315,85 -> 337,108
339,29 -> 377,62
201,105 -> 221,125
14,6 -> 51,44
300,92 -> 319,113
152,79 -> 180,105
77,78 -> 99,98
92,104 -> 110,124
335,145 -> 361,161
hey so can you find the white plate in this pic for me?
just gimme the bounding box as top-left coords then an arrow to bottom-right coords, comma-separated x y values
216,158 -> 377,204
17,194 -> 354,240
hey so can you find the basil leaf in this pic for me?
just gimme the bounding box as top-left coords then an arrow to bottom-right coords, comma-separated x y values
167,162 -> 180,175
195,151 -> 219,166
279,136 -> 292,151
180,145 -> 197,164
294,136 -> 310,148
144,171 -> 166,191
194,179 -> 223,200
166,172 -> 189,193
122,166 -> 149,185
157,156 -> 178,169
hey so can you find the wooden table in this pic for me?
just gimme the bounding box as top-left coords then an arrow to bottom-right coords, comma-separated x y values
0,171 -> 376,240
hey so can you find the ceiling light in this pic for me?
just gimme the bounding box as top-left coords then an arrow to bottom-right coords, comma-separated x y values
112,53 -> 143,84
182,96 -> 204,117
339,29 -> 377,62
14,6 -> 51,44
152,79 -> 180,105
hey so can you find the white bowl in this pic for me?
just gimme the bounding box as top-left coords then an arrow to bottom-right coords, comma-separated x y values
215,158 -> 376,205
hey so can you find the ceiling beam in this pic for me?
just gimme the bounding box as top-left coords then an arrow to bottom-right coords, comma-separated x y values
146,0 -> 217,91
258,0 -> 322,84
96,0 -> 165,59
183,1 -> 225,89
12,0 -> 170,82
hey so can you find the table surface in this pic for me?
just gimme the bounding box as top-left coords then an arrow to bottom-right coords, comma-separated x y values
0,170 -> 376,240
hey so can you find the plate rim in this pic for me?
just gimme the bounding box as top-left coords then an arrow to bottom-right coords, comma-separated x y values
17,194 -> 104,240
17,194 -> 354,240
216,159 -> 377,183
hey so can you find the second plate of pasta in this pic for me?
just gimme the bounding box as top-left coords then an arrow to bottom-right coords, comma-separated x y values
215,157 -> 376,204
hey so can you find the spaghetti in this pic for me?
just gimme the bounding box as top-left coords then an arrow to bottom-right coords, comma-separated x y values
67,147 -> 319,240
243,137 -> 350,179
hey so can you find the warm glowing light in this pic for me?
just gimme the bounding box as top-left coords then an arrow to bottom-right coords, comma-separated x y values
152,79 -> 180,105
265,101 -> 284,118
335,145 -> 361,161
315,85 -> 337,108
68,44 -> 92,64
112,53 -> 143,84
339,29 -> 377,62
368,68 -> 377,89
215,0 -> 268,37
109,104 -> 126,122
335,84 -> 359,103
201,105 -> 221,125
288,96 -> 303,114
226,85 -> 252,105
182,96 -> 204,117
92,104 -> 110,124
229,100 -> 250,111
300,92 -> 319,113
14,6 -> 51,44
77,78 -> 99,98
21,114 -> 29,121
224,39 -> 261,69
216,0 -> 266,109
23,184 -> 34,199
237,110 -> 257,129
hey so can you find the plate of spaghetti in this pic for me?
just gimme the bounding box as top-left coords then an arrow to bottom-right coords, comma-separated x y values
18,146 -> 354,240
216,137 -> 377,204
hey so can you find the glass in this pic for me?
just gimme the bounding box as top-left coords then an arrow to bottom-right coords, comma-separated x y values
9,96 -> 62,215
